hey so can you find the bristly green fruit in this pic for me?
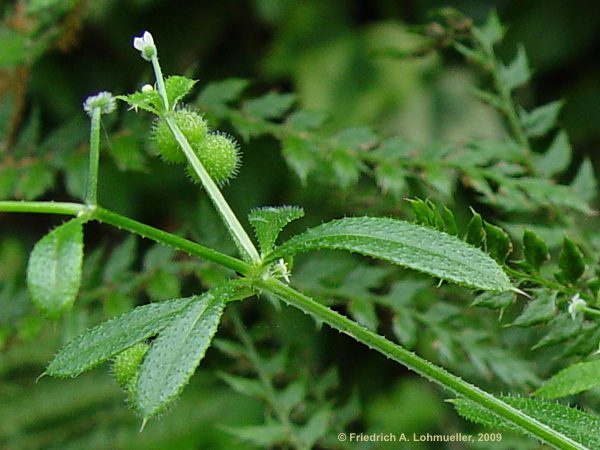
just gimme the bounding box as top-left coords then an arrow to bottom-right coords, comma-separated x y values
111,341 -> 150,393
185,132 -> 241,186
151,109 -> 208,164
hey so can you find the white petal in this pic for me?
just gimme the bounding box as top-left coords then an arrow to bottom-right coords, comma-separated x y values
133,37 -> 144,50
143,31 -> 154,45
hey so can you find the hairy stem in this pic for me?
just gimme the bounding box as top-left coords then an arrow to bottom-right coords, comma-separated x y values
0,201 -> 251,275
150,54 -> 169,111
258,278 -> 585,450
85,108 -> 101,205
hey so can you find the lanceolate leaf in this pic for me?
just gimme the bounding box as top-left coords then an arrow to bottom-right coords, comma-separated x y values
135,287 -> 230,418
46,297 -> 193,377
450,396 -> 600,449
266,217 -> 512,292
27,218 -> 84,319
248,206 -> 305,254
534,359 -> 600,399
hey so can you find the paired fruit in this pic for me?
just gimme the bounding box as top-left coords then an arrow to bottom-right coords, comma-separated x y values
151,109 -> 240,185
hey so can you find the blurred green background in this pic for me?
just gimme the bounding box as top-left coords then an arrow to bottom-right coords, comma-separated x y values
1,1 -> 599,449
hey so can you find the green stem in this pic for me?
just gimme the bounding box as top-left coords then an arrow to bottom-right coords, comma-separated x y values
0,201 -> 86,215
164,115 -> 260,263
0,201 -> 251,275
85,108 -> 101,205
582,305 -> 600,318
150,54 -> 169,111
258,278 -> 585,450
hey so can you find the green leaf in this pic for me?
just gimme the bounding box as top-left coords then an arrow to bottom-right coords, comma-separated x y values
441,207 -> 458,235
223,424 -> 287,447
287,110 -> 327,131
244,92 -> 295,120
116,91 -> 161,115
484,222 -> 512,262
0,166 -> 17,199
375,164 -> 407,198
557,236 -> 585,284
146,269 -> 181,301
532,313 -> 582,350
499,45 -> 531,91
331,149 -> 362,187
512,290 -> 555,327
537,131 -> 571,177
465,210 -> 485,248
267,217 -> 513,292
535,359 -> 600,399
103,236 -> 137,283
46,297 -> 193,377
472,291 -> 514,310
219,373 -> 267,399
135,287 -> 230,418
248,206 -> 305,254
519,101 -> 563,138
523,230 -> 549,271
571,158 -> 597,203
197,78 -> 249,117
281,135 -> 316,183
335,127 -> 377,150
450,396 -> 600,449
298,407 -> 330,449
165,75 -> 197,108
27,219 -> 84,319
472,10 -> 505,52
17,161 -> 53,200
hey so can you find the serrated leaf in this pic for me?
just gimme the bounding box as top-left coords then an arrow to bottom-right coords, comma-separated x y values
197,78 -> 248,117
571,158 -> 596,203
165,75 -> 197,109
245,92 -> 295,120
484,222 -> 511,262
512,291 -> 555,327
465,210 -> 485,248
266,217 -> 513,292
116,91 -> 161,114
441,207 -> 458,235
46,297 -> 193,377
27,219 -> 84,319
248,206 -> 305,254
450,396 -> 600,449
519,101 -> 563,138
499,45 -> 531,91
472,10 -> 504,52
557,236 -> 585,284
523,230 -> 549,271
537,131 -> 571,177
135,287 -> 231,418
535,359 -> 600,399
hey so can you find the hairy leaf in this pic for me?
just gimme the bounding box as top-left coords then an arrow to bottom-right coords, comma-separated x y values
557,236 -> 585,284
484,222 -> 511,262
248,206 -> 305,254
165,75 -> 197,108
135,287 -> 230,418
535,359 -> 600,399
267,217 -> 513,292
450,396 -> 600,449
27,219 -> 84,319
116,91 -> 161,114
523,230 -> 549,271
465,210 -> 485,248
46,297 -> 193,377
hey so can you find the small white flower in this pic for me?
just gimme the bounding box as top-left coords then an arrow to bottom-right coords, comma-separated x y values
133,31 -> 156,61
568,293 -> 586,320
141,84 -> 154,93
83,91 -> 116,116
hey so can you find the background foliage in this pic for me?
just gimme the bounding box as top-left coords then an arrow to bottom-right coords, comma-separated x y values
2,0 -> 600,449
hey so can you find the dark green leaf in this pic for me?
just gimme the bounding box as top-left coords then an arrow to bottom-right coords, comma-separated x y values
27,219 -> 84,319
472,291 -> 514,310
523,230 -> 549,271
17,162 -> 53,200
248,206 -> 305,254
519,101 -> 563,138
116,91 -> 161,115
535,359 -> 600,399
532,313 -> 582,350
46,297 -> 193,377
442,207 -> 458,235
146,270 -> 181,301
287,110 -> 327,131
0,166 -> 17,199
335,127 -> 377,150
484,222 -> 511,262
298,407 -> 330,449
103,236 -> 137,283
197,78 -> 248,117
557,236 -> 585,284
267,217 -> 513,292
450,396 -> 600,449
244,92 -> 295,120
499,45 -> 531,91
135,286 -> 233,418
281,135 -> 316,183
537,131 -> 571,177
219,373 -> 267,399
512,291 -> 555,327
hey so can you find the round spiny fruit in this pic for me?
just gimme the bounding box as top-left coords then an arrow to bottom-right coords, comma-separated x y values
151,109 -> 208,164
111,341 -> 150,392
186,132 -> 241,186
